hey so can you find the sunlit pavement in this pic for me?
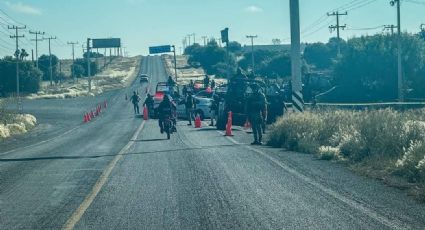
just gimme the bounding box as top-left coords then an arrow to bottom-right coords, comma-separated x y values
1,56 -> 425,229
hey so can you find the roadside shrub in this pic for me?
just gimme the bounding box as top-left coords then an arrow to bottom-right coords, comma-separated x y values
394,141 -> 425,182
318,146 -> 341,160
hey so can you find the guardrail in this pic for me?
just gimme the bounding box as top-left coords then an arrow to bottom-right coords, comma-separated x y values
285,102 -> 425,110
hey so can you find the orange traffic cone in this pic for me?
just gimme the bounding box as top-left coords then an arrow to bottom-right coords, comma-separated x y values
225,111 -> 234,136
84,113 -> 88,123
194,114 -> 202,128
143,106 -> 149,120
87,113 -> 91,121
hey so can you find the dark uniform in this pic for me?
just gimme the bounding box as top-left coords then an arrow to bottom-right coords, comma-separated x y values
130,92 -> 140,114
246,85 -> 267,145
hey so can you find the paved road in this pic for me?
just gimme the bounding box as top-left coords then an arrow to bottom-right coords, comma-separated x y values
1,56 -> 425,229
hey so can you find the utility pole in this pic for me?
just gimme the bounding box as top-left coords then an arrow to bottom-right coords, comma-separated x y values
202,36 -> 208,46
67,41 -> 78,82
172,45 -> 178,82
290,0 -> 303,112
246,35 -> 258,75
8,25 -> 26,112
44,36 -> 57,86
86,38 -> 92,92
191,33 -> 196,45
384,25 -> 397,35
390,0 -> 403,101
29,30 -> 45,68
327,11 -> 347,56
187,35 -> 191,47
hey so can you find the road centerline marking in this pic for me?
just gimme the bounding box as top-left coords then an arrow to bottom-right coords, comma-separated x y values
62,120 -> 146,230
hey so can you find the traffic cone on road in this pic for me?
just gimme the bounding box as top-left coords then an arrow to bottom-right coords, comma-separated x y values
87,113 -> 91,121
143,106 -> 149,120
194,114 -> 202,128
84,113 -> 88,123
225,111 -> 234,136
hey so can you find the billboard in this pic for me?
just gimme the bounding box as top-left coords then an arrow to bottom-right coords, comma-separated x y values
149,45 -> 172,54
92,38 -> 121,48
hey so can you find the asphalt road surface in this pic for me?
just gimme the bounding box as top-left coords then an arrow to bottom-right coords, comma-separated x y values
1,56 -> 425,230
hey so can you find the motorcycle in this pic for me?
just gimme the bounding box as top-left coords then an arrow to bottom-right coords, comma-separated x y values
163,115 -> 175,139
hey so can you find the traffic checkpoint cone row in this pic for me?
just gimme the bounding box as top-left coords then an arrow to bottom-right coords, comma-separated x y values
225,111 -> 234,136
83,101 -> 108,124
194,114 -> 202,128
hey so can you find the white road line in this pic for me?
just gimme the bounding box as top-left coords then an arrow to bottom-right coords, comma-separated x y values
220,132 -> 406,230
62,120 -> 146,230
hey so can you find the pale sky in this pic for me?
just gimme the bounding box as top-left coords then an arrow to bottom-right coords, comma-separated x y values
0,0 -> 425,59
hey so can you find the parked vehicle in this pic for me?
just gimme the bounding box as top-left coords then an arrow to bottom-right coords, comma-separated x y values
176,95 -> 213,120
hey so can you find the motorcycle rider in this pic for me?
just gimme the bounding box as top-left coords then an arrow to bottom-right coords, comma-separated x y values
157,94 -> 176,134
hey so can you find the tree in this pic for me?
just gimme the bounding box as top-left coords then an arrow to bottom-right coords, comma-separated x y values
333,34 -> 425,102
19,49 -> 29,60
83,51 -> 104,59
185,41 -> 237,77
272,39 -> 282,45
73,58 -> 98,77
303,42 -> 333,69
228,41 -> 242,55
0,57 -> 42,95
258,53 -> 292,78
38,54 -> 59,81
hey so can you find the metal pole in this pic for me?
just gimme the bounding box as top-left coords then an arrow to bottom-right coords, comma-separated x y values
87,38 -> 91,92
397,0 -> 403,101
172,45 -> 178,82
290,0 -> 303,112
246,35 -> 258,75
9,25 -> 26,112
49,38 -> 53,86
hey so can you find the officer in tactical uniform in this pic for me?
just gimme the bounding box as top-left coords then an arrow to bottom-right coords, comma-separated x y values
246,84 -> 267,145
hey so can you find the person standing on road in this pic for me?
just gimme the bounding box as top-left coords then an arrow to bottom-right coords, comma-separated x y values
143,93 -> 154,115
210,79 -> 216,89
130,91 -> 141,114
203,75 -> 210,88
246,84 -> 267,145
209,94 -> 219,126
167,76 -> 176,96
185,91 -> 196,126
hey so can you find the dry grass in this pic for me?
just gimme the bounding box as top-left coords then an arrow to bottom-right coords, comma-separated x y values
268,108 -> 425,200
0,100 -> 37,139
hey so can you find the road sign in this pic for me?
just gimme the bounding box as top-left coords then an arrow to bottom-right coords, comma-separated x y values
92,38 -> 121,48
221,28 -> 229,43
149,45 -> 172,54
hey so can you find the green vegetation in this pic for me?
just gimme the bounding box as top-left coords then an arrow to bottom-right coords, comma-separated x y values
268,109 -> 425,200
0,57 -> 42,96
185,40 -> 237,77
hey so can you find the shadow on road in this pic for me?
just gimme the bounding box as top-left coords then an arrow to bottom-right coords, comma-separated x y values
0,144 -> 244,162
